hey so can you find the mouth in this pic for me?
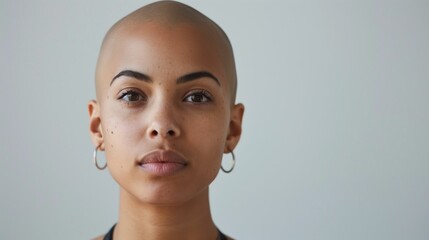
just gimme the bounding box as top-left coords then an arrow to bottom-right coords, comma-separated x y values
137,150 -> 188,176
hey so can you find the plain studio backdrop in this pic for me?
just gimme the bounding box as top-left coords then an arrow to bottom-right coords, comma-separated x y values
1,0 -> 428,239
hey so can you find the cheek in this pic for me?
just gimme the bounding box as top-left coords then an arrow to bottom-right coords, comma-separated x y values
187,106 -> 229,141
100,115 -> 144,189
100,112 -> 142,162
184,109 -> 229,174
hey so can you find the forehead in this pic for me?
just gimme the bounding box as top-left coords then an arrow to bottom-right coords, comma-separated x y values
96,22 -> 230,89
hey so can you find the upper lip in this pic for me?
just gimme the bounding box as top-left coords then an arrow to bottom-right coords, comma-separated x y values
138,150 -> 188,165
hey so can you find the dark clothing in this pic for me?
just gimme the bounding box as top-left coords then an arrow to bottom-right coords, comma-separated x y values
103,224 -> 227,240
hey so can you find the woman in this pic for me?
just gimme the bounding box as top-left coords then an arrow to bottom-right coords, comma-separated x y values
88,1 -> 244,239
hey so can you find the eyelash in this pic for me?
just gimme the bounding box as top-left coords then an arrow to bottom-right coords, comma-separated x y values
183,89 -> 213,103
117,89 -> 213,105
118,89 -> 147,104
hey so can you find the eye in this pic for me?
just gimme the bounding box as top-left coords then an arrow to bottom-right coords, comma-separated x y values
183,90 -> 212,103
118,89 -> 147,103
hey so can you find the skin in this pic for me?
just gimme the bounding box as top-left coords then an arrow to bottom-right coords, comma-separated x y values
88,2 -> 244,239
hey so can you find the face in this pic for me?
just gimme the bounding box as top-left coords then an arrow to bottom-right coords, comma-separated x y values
89,22 -> 244,205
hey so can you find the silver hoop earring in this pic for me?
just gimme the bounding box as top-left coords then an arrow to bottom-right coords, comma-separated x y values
93,144 -> 107,170
221,150 -> 235,173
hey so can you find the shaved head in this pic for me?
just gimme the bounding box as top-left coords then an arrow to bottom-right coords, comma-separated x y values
95,1 -> 237,104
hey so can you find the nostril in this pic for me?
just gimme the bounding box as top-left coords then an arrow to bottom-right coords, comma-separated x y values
151,130 -> 158,137
149,128 -> 177,138
167,130 -> 175,136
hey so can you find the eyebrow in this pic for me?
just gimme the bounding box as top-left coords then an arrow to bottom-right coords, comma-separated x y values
110,70 -> 152,86
110,70 -> 220,86
177,71 -> 220,86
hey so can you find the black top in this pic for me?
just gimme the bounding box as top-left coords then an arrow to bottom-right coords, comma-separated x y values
103,224 -> 228,240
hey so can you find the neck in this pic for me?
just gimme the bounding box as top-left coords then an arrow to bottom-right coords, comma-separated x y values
113,187 -> 218,240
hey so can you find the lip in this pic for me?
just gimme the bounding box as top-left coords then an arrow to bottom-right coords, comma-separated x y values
137,150 -> 188,176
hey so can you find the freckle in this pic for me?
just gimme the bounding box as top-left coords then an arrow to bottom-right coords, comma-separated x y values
110,144 -> 114,148
111,131 -> 114,134
120,165 -> 123,168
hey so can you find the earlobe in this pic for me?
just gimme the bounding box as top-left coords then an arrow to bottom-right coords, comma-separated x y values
88,100 -> 104,150
224,103 -> 245,153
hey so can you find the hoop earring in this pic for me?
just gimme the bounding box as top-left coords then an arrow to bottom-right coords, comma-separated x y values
221,150 -> 235,173
93,144 -> 107,170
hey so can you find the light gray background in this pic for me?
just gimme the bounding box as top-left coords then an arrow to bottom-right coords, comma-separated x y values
1,0 -> 428,239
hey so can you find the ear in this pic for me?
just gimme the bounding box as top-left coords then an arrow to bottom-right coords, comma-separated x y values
88,100 -> 104,150
225,103 -> 245,153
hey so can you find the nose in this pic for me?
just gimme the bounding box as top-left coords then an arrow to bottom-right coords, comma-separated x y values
146,105 -> 181,140
148,124 -> 180,138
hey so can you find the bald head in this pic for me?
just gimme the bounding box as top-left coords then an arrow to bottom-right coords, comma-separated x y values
112,1 -> 218,27
95,1 -> 237,104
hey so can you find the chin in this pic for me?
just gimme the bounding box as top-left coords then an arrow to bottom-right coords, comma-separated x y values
122,181 -> 210,207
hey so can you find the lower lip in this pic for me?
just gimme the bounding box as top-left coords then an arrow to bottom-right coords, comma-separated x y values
139,162 -> 186,176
